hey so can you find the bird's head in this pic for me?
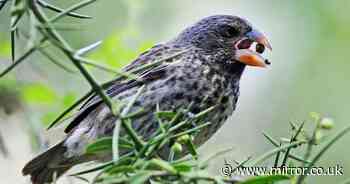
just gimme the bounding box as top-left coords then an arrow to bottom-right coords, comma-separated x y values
173,15 -> 272,68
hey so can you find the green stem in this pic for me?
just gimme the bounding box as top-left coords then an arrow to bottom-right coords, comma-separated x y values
262,132 -> 310,164
120,85 -> 146,148
281,121 -> 305,166
296,124 -> 350,184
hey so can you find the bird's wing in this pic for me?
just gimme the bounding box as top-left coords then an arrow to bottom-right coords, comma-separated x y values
76,44 -> 168,110
64,44 -> 186,133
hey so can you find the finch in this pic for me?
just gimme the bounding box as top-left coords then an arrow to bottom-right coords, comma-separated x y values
22,15 -> 272,184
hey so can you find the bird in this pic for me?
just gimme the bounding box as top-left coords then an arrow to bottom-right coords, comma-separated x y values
22,15 -> 272,184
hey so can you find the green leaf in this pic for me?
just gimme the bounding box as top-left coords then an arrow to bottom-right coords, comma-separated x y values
86,137 -> 112,154
70,162 -> 113,176
156,111 -> 177,120
106,165 -> 134,175
21,84 -> 57,105
239,175 -> 290,184
112,120 -> 121,162
10,0 -> 26,28
185,138 -> 198,159
129,171 -> 152,184
173,163 -> 192,172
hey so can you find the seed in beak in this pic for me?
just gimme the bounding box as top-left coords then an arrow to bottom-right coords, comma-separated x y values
256,43 -> 265,54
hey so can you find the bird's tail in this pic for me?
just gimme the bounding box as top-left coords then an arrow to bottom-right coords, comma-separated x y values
22,141 -> 72,184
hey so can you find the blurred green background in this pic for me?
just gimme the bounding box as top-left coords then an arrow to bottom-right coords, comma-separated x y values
0,0 -> 349,183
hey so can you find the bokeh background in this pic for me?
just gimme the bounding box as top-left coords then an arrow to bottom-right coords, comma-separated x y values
0,0 -> 349,183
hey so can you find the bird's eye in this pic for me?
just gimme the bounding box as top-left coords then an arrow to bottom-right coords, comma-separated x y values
221,25 -> 240,38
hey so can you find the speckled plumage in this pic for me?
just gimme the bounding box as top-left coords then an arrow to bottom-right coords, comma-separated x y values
23,15 -> 268,184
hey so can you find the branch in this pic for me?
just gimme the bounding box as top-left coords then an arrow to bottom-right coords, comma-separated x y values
28,0 -> 119,115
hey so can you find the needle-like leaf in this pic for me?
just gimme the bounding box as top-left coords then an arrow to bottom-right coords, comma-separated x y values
248,140 -> 306,166
0,43 -> 38,77
38,0 -> 92,19
262,132 -> 310,164
49,0 -> 97,23
281,121 -> 305,166
75,40 -> 102,56
0,0 -> 8,11
78,57 -> 138,80
46,91 -> 92,129
273,142 -> 281,167
11,29 -> 15,63
38,48 -> 76,73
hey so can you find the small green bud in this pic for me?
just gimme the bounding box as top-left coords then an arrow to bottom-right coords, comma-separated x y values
320,118 -> 334,130
171,142 -> 183,153
177,134 -> 191,144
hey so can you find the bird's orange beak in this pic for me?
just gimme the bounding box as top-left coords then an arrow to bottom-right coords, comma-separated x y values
234,29 -> 272,67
